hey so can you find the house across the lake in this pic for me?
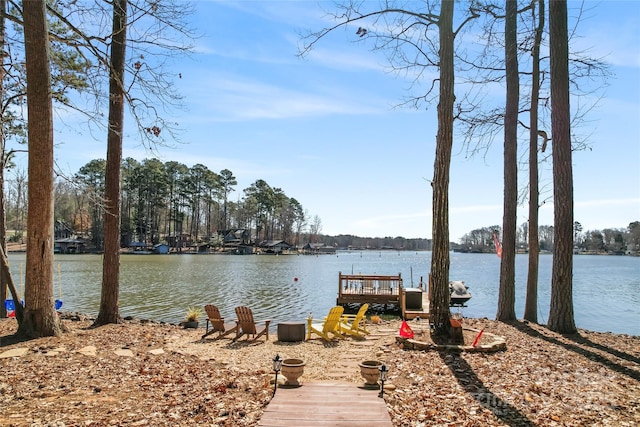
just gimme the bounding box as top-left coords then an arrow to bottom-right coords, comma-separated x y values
219,229 -> 253,254
302,243 -> 336,255
54,238 -> 87,254
257,240 -> 292,254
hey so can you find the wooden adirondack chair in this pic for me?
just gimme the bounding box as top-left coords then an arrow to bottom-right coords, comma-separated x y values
307,306 -> 344,341
201,304 -> 238,340
338,303 -> 370,337
234,306 -> 270,342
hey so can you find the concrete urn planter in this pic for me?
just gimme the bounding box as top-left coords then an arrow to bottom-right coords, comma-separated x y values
358,360 -> 383,388
281,358 -> 305,386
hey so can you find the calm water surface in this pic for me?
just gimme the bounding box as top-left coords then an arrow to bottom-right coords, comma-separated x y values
7,251 -> 639,335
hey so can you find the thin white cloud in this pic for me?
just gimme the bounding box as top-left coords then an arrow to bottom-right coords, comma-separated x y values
451,204 -> 502,214
575,198 -> 640,208
178,73 -> 386,122
305,47 -> 387,73
353,210 -> 431,228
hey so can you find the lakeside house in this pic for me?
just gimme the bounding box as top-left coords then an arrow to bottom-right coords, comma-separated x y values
218,228 -> 252,254
165,233 -> 192,252
54,238 -> 87,254
257,240 -> 292,254
302,243 -> 336,255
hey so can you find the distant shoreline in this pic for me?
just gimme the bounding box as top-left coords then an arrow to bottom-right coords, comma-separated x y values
6,243 -> 638,256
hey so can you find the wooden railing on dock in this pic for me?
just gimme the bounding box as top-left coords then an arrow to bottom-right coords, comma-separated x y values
336,272 -> 403,306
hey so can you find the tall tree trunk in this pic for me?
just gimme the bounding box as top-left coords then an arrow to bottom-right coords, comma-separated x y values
429,0 -> 454,339
524,0 -> 545,323
0,0 -> 6,318
0,166 -> 6,318
95,0 -> 127,326
19,0 -> 62,337
548,0 -> 576,334
496,0 -> 519,322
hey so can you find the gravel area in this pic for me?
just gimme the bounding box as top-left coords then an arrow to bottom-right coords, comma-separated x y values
1,314 -> 638,426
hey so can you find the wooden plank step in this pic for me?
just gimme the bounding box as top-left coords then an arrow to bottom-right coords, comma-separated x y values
259,420 -> 392,427
264,405 -> 389,415
258,382 -> 393,427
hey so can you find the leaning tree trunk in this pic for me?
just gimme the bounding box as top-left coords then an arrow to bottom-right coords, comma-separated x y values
547,0 -> 576,334
524,0 -> 545,323
0,245 -> 23,321
0,163 -> 6,319
94,0 -> 127,326
429,0 -> 455,340
496,0 -> 519,322
19,0 -> 62,337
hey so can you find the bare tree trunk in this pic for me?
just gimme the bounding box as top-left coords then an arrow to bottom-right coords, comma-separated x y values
0,168 -> 8,319
548,0 -> 576,334
95,0 -> 127,326
429,0 -> 454,340
0,245 -> 23,321
496,0 -> 519,322
0,0 -> 6,318
524,0 -> 545,323
19,0 -> 61,337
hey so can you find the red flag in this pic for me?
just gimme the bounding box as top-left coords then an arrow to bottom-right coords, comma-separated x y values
472,328 -> 484,347
399,320 -> 414,339
493,231 -> 502,259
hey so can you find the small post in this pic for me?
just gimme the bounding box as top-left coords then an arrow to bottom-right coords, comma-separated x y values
272,354 -> 282,398
378,363 -> 388,398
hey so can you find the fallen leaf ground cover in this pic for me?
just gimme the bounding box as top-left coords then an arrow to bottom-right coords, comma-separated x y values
1,314 -> 638,426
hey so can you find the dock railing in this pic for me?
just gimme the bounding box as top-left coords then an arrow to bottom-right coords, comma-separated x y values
337,272 -> 403,306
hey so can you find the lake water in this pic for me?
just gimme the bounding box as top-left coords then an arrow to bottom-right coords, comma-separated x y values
6,251 -> 639,336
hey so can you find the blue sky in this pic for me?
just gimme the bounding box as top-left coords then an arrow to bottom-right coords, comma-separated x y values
48,0 -> 639,241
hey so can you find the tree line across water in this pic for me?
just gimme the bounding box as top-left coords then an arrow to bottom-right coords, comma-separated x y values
6,158 -> 318,251
457,222 -> 640,255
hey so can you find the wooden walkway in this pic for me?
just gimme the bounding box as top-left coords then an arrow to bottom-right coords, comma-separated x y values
258,382 -> 393,427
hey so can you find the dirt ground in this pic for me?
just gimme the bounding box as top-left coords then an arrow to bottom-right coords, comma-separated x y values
1,314 -> 638,426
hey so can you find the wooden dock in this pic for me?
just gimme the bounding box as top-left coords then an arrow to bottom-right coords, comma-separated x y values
336,272 -> 429,320
258,382 -> 393,427
336,273 -> 403,306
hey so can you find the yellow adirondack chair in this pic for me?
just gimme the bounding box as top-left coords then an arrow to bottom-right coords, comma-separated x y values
338,303 -> 370,337
306,306 -> 344,341
201,304 -> 238,340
